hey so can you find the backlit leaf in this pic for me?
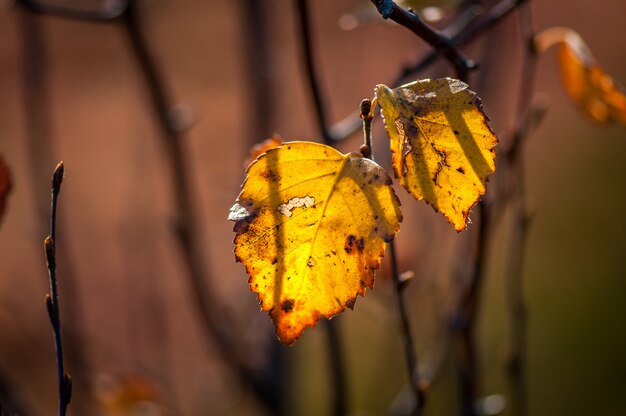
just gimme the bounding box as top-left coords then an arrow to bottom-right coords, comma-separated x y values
535,27 -> 626,125
0,156 -> 11,223
229,141 -> 402,344
376,78 -> 497,232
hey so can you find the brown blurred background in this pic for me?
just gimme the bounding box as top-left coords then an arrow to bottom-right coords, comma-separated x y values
0,0 -> 625,415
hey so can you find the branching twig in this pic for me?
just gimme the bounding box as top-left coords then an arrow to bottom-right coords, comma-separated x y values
329,0 -> 528,143
369,0 -> 475,81
44,162 -> 72,416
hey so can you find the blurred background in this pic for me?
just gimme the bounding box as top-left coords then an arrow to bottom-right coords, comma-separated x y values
0,0 -> 625,415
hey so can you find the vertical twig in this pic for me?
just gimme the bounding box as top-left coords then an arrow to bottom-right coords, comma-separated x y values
361,99 -> 424,415
240,0 -> 274,145
295,0 -> 334,144
18,7 -> 92,411
44,162 -> 72,416
502,4 -> 540,415
120,1 -> 282,412
295,1 -> 348,415
455,201 -> 489,416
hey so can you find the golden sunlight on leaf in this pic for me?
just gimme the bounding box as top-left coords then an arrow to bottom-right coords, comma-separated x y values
0,156 -> 12,223
229,141 -> 402,344
535,27 -> 626,125
376,78 -> 497,232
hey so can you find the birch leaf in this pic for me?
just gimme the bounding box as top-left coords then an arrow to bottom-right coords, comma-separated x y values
376,78 -> 497,232
229,141 -> 401,344
535,27 -> 626,125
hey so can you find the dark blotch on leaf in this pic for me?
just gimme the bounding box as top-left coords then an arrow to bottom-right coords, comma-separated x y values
457,167 -> 465,174
344,235 -> 357,253
281,299 -> 294,313
356,237 -> 365,252
260,169 -> 279,182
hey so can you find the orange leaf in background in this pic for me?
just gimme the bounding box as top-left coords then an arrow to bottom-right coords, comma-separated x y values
376,78 -> 497,232
0,156 -> 12,223
535,27 -> 626,125
244,135 -> 283,168
95,374 -> 160,416
229,141 -> 402,344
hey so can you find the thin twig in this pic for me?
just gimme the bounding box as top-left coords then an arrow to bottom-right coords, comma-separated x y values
120,1 -> 279,412
369,0 -> 475,80
295,0 -> 334,144
18,7 -> 92,411
361,99 -> 424,415
455,202 -> 489,416
44,162 -> 72,416
391,241 -> 424,416
322,320 -> 347,416
394,0 -> 528,85
501,5 -> 541,415
240,0 -> 274,145
295,2 -> 348,414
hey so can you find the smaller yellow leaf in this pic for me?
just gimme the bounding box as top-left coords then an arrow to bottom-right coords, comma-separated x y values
376,78 -> 497,232
229,141 -> 402,344
535,27 -> 626,126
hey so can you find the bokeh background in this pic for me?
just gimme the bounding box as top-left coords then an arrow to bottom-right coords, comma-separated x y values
0,0 -> 625,415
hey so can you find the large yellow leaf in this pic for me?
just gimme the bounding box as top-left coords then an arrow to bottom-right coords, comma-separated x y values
535,27 -> 626,125
376,78 -> 497,232
229,141 -> 402,344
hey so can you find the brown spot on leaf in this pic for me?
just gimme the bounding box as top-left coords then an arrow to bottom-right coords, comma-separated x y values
344,235 -> 357,253
281,299 -> 294,313
356,237 -> 365,252
260,169 -> 279,182
457,167 -> 465,174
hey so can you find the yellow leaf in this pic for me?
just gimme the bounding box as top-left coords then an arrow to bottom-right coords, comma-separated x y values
535,27 -> 626,126
376,78 -> 497,232
229,141 -> 402,344
0,156 -> 11,223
